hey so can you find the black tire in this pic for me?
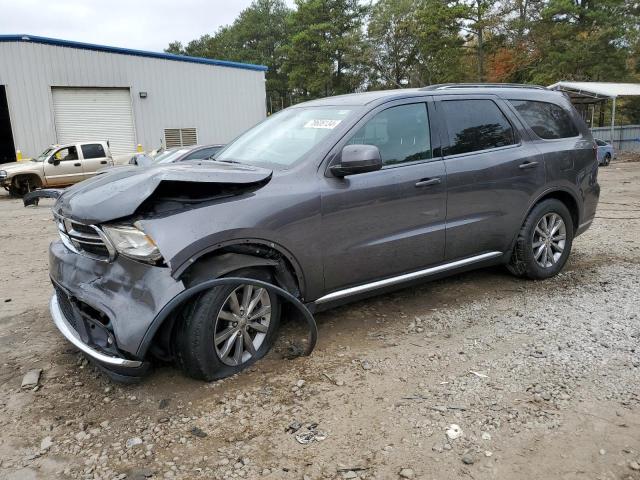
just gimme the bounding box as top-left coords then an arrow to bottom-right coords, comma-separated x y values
507,199 -> 574,280
9,175 -> 41,197
176,268 -> 281,381
603,153 -> 611,166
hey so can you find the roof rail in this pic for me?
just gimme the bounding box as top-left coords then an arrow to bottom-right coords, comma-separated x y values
420,83 -> 547,91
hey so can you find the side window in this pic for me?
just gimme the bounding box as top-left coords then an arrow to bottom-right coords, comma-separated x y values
441,99 -> 516,156
54,146 -> 79,161
509,100 -> 579,139
347,103 -> 431,166
81,144 -> 106,159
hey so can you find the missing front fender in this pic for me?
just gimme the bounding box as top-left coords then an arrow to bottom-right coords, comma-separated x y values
137,277 -> 318,360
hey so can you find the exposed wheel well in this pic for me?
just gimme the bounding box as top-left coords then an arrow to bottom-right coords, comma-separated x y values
148,244 -> 303,362
533,191 -> 579,233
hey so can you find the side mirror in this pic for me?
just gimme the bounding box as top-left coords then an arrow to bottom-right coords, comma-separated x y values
330,144 -> 382,177
48,157 -> 60,166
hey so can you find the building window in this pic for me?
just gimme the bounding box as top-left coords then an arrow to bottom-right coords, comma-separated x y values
164,128 -> 198,148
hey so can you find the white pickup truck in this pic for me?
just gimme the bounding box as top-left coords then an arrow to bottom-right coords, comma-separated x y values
0,141 -> 114,196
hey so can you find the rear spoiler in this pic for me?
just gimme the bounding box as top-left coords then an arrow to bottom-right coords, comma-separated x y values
23,188 -> 64,207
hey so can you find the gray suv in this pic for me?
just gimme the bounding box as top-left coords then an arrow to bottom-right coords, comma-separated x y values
47,84 -> 600,381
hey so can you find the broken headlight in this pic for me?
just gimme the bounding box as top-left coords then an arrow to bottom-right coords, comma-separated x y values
102,222 -> 162,264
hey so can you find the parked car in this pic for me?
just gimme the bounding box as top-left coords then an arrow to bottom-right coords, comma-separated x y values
129,144 -> 225,166
595,138 -> 615,166
43,84 -> 599,382
0,142 -> 113,196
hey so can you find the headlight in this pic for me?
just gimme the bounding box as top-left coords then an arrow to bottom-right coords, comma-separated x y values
102,222 -> 162,263
0,170 -> 7,180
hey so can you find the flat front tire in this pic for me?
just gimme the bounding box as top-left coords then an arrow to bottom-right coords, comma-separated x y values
507,199 -> 574,280
176,268 -> 281,381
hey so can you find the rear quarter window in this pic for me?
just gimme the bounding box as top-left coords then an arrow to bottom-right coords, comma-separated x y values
509,100 -> 579,139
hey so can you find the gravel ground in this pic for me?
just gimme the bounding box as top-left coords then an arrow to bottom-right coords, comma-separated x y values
0,160 -> 639,480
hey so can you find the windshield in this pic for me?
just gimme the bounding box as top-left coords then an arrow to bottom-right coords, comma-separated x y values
216,106 -> 356,169
33,147 -> 56,162
153,149 -> 190,164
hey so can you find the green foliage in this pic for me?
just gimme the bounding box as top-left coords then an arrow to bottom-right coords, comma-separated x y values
284,0 -> 368,98
166,0 -> 637,111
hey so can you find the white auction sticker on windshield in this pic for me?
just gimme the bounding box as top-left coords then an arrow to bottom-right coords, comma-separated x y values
304,119 -> 342,129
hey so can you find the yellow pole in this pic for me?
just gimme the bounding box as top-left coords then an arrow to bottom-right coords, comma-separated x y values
16,150 -> 22,161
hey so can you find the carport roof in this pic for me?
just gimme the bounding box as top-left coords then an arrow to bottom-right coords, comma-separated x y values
0,34 -> 268,72
548,81 -> 640,99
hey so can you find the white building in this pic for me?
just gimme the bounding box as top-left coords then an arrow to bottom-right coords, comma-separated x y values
0,34 -> 268,163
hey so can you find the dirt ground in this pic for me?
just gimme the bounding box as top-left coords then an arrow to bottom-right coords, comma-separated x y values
0,159 -> 639,480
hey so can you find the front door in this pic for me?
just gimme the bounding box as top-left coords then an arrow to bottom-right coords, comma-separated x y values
43,145 -> 84,186
435,96 -> 546,260
321,101 -> 447,293
80,143 -> 111,178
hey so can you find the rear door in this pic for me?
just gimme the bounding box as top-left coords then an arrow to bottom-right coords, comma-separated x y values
80,143 -> 112,178
435,95 -> 546,260
43,145 -> 84,186
321,99 -> 447,292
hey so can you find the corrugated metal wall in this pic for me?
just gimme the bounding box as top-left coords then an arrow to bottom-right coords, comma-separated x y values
0,41 -> 266,158
591,125 -> 640,152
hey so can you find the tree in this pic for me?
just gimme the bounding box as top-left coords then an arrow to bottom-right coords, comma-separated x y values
165,0 -> 292,111
529,0 -> 631,84
284,0 -> 368,99
413,0 -> 469,85
366,0 -> 420,88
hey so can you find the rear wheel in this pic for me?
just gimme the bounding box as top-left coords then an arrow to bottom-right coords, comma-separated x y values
176,268 -> 281,381
507,199 -> 574,280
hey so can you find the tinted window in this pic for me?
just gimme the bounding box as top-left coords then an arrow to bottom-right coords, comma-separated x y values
441,100 -> 516,155
509,100 -> 579,139
348,103 -> 431,165
81,143 -> 106,159
183,146 -> 223,161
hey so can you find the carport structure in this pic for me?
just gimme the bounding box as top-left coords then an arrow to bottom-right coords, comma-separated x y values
548,82 -> 640,148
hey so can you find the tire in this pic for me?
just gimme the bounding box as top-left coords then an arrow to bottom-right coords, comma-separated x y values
9,175 -> 41,197
603,153 -> 611,166
507,199 -> 574,280
176,268 -> 281,381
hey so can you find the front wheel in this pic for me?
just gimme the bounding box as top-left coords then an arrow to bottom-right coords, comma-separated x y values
176,268 -> 281,381
603,153 -> 611,166
507,199 -> 574,280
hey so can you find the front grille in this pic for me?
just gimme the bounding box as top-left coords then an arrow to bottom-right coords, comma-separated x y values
55,214 -> 114,262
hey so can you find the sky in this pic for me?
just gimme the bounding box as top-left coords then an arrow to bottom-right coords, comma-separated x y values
0,0 -> 293,53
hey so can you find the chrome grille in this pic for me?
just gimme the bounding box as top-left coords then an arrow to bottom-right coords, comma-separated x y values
55,213 -> 115,262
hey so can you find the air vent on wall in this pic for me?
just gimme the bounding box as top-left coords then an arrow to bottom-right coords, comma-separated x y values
164,128 -> 198,148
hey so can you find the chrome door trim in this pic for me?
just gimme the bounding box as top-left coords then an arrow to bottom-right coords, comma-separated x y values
314,251 -> 503,304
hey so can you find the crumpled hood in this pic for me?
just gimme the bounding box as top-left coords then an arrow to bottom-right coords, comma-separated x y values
54,161 -> 272,224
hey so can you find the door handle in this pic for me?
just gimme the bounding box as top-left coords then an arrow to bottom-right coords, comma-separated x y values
74,162 -> 81,167
415,177 -> 441,188
519,161 -> 539,170
100,160 -> 107,164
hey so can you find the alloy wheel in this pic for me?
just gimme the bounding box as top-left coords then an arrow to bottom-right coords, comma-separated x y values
213,284 -> 271,366
532,212 -> 566,268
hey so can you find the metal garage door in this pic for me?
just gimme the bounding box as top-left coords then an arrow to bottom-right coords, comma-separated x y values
52,88 -> 136,156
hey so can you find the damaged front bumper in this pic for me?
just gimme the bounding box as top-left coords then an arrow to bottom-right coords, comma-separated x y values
50,293 -> 142,368
49,240 -> 185,375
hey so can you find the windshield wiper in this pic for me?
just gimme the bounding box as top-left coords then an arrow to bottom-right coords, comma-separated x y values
215,159 -> 243,164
